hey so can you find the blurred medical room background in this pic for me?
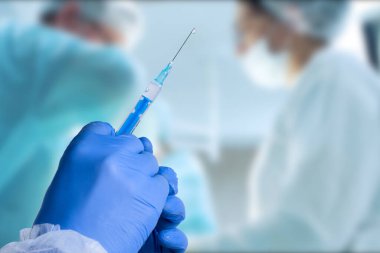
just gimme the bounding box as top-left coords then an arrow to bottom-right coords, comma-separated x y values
1,1 -> 380,251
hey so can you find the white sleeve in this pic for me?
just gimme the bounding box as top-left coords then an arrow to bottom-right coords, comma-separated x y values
0,224 -> 107,253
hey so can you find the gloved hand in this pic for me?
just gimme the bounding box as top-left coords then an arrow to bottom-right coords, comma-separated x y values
140,194 -> 188,253
138,139 -> 188,253
35,122 -> 170,253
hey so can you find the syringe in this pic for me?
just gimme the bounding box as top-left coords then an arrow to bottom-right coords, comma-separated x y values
117,28 -> 196,135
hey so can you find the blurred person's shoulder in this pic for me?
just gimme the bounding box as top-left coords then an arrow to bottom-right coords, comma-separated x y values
283,48 -> 380,131
298,48 -> 380,111
0,21 -> 85,71
0,21 -> 77,56
327,49 -> 379,112
313,49 -> 379,92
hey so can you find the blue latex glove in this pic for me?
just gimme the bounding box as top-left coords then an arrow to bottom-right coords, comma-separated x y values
139,167 -> 188,253
156,196 -> 188,253
35,122 -> 170,253
138,139 -> 188,253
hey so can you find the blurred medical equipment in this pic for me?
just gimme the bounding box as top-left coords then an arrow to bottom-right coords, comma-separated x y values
263,0 -> 349,41
118,28 -> 196,135
42,0 -> 144,49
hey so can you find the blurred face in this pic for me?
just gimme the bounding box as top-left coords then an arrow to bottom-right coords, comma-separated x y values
47,1 -> 123,45
235,2 -> 292,55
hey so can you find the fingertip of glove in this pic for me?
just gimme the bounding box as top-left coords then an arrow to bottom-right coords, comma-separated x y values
158,167 -> 178,195
158,229 -> 188,251
162,196 -> 185,223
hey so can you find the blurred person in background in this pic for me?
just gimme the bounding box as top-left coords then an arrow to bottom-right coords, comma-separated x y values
222,0 -> 380,251
41,0 -> 142,48
0,0 -> 144,244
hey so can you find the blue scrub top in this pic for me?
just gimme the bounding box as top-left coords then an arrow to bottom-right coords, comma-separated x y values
0,22 -> 140,245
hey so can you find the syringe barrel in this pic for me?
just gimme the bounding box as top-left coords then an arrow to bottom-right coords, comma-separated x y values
117,81 -> 162,135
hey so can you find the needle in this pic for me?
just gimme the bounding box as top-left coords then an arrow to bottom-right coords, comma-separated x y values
171,28 -> 196,63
